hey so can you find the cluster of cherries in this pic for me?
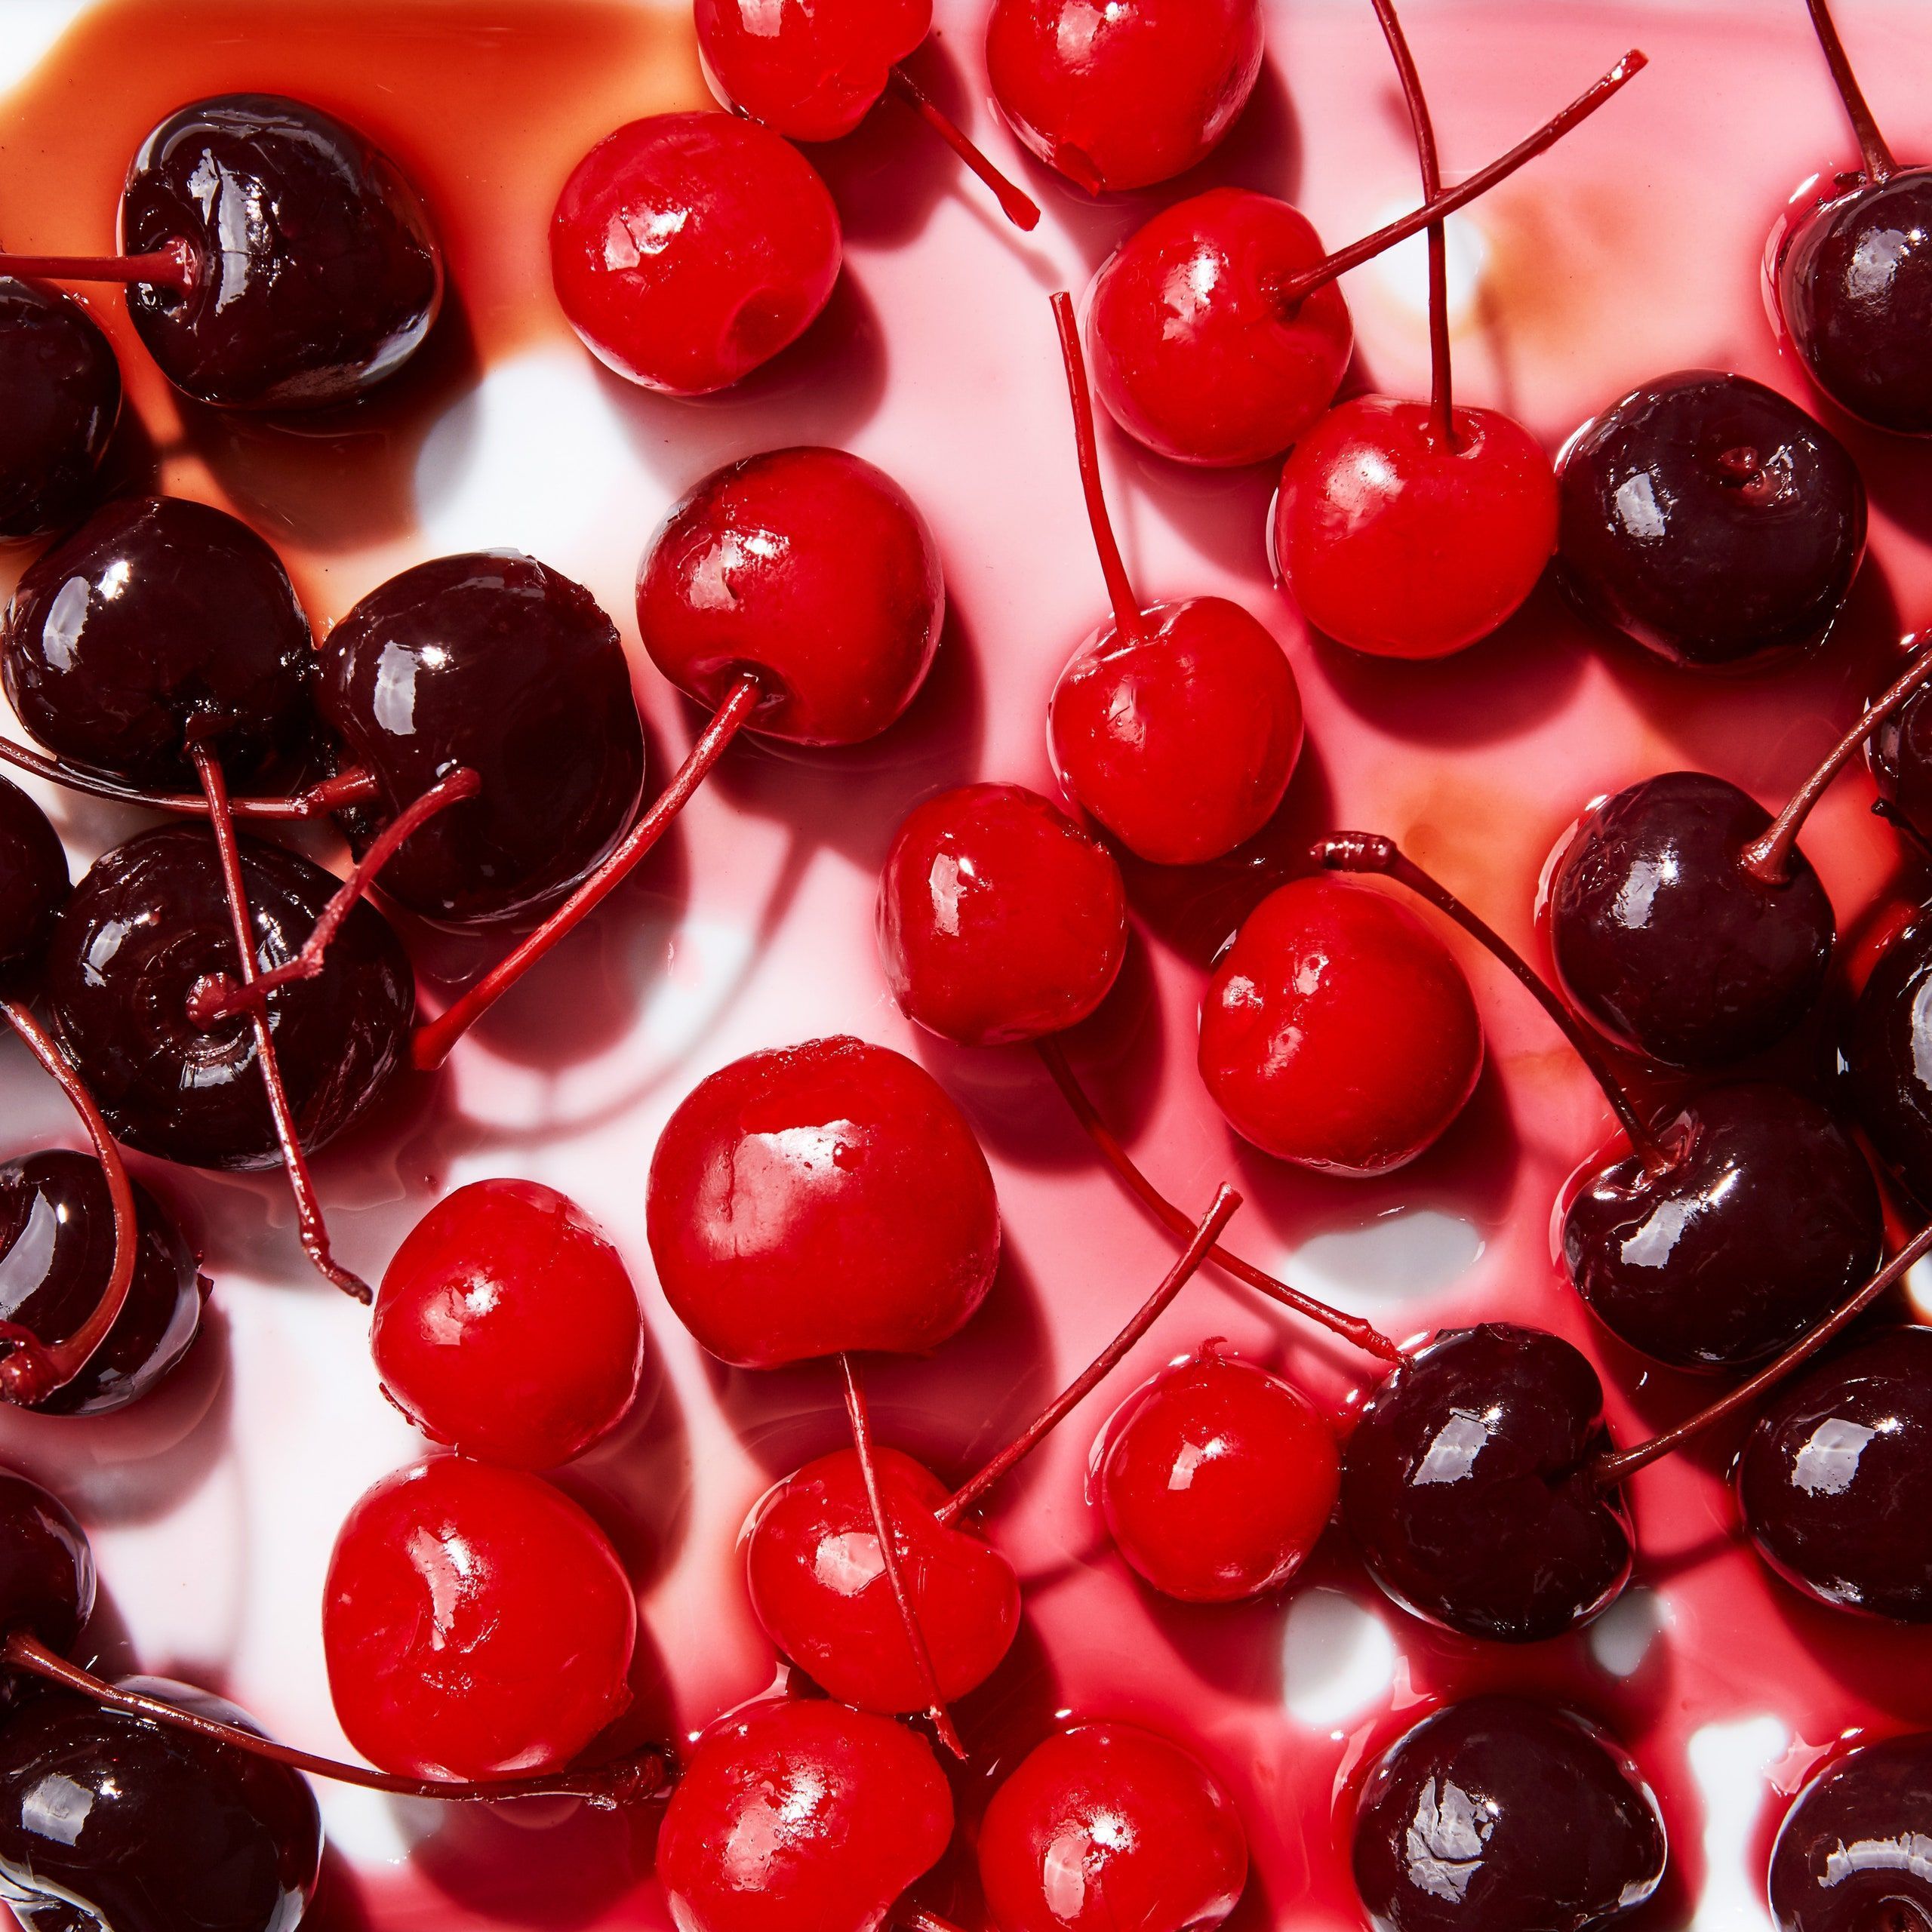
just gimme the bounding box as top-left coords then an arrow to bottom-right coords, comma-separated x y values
0,0 -> 1928,1929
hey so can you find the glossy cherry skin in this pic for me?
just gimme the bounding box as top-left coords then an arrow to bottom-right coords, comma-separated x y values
324,1456 -> 636,1780
1352,1696 -> 1667,1932
0,280 -> 121,543
648,1036 -> 1000,1369
1769,1734 -> 1932,1932
1341,1324 -> 1632,1644
1272,399 -> 1558,660
877,783 -> 1128,1048
1844,911 -> 1932,1204
1049,598 -> 1303,864
0,776 -> 69,978
1546,773 -> 1833,1069
1094,1344 -> 1339,1603
0,1677 -> 321,1932
0,1152 -> 205,1418
638,448 -> 943,746
743,1445 -> 1020,1712
986,0 -> 1264,194
122,94 -> 442,410
1555,371 -> 1866,671
44,826 -> 415,1171
1737,1325 -> 1932,1623
373,1180 -> 645,1470
1866,638 -> 1932,846
2,496 -> 315,790
551,112 -> 841,397
318,550 -> 645,926
657,1698 -> 954,1932
1561,1084 -> 1883,1372
1084,190 -> 1353,467
695,0 -> 926,142
0,1469 -> 94,1661
1199,875 -> 1483,1177
979,1722 -> 1250,1932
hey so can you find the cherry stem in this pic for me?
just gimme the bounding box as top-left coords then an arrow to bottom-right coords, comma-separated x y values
192,745 -> 373,1305
1593,1214 -> 1932,1487
1034,1035 -> 1404,1361
1313,832 -> 1668,1171
0,1629 -> 672,1809
0,733 -> 380,820
189,767 -> 481,1029
0,1001 -> 137,1407
900,1914 -> 970,1932
887,66 -> 1041,232
411,672 -> 761,1073
1804,0 -> 1894,182
937,1183 -> 1242,1527
1051,288 -> 1146,647
1739,646 -> 1932,884
1270,49 -> 1647,309
838,1352 -> 967,1762
0,238 -> 195,294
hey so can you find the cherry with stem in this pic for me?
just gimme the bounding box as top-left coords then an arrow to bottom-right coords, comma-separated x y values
884,67 -> 1040,232
0,732 -> 383,822
1806,0 -> 1893,183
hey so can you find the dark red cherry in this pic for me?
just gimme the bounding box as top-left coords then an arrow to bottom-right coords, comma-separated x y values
324,1456 -> 636,1780
1340,1324 -> 1632,1643
647,1037 -> 1000,1369
551,112 -> 841,396
43,824 -> 414,1170
1094,1343 -> 1339,1602
1866,635 -> 1932,847
1844,912 -> 1932,1201
1555,371 -> 1866,671
1737,1324 -> 1932,1623
1769,1733 -> 1932,1932
876,782 -> 1128,1048
317,550 -> 645,926
0,279 -> 121,542
657,1699 -> 954,1932
637,448 -> 943,747
1,497 -> 314,790
0,1469 -> 94,1661
1199,875 -> 1483,1176
0,776 -> 69,978
979,1721 -> 1250,1932
1352,1696 -> 1667,1932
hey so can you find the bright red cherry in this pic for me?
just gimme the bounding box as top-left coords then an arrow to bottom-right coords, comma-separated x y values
1199,874 -> 1483,1175
371,1180 -> 645,1471
647,1037 -> 1000,1368
657,1699 -> 954,1932
550,112 -> 840,396
877,782 -> 1128,1048
979,1722 -> 1250,1932
323,1457 -> 636,1780
1094,1343 -> 1340,1603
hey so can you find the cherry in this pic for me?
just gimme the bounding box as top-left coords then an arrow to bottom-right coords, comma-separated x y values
1866,634 -> 1932,849
877,782 -> 1128,1047
551,112 -> 841,396
372,1178 -> 645,1469
1844,909 -> 1932,1202
0,278 -> 121,542
657,1698 -> 954,1932
1093,1341 -> 1340,1602
0,775 -> 69,977
1769,1734 -> 1932,1932
1198,873 -> 1483,1176
1554,371 -> 1867,672
0,1469 -> 94,1663
978,1721 -> 1249,1932
1352,1696 -> 1668,1932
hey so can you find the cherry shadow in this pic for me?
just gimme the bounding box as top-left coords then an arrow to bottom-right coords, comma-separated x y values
303,1845 -> 375,1932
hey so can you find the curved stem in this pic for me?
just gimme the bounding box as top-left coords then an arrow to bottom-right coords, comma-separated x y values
0,239 -> 195,294
1804,0 -> 1894,181
0,734 -> 380,821
937,1184 -> 1241,1526
192,746 -> 372,1304
887,66 -> 1040,232
0,1630 -> 671,1810
411,673 -> 761,1073
1035,1035 -> 1402,1361
0,1002 -> 137,1407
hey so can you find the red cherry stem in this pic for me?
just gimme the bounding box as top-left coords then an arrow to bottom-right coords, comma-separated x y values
192,745 -> 372,1305
886,66 -> 1041,232
0,238 -> 195,294
0,1001 -> 137,1407
411,672 -> 761,1072
838,1352 -> 967,1761
1804,0 -> 1894,182
0,1629 -> 672,1808
1269,49 -> 1647,309
936,1183 -> 1241,1527
1738,646 -> 1932,884
0,734 -> 382,820
1592,1214 -> 1932,1487
1034,1035 -> 1403,1361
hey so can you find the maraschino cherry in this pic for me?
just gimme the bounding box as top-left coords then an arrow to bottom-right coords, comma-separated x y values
0,278 -> 121,542
1866,632 -> 1932,850
1844,906 -> 1932,1201
1768,1733 -> 1932,1931
0,774 -> 69,976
